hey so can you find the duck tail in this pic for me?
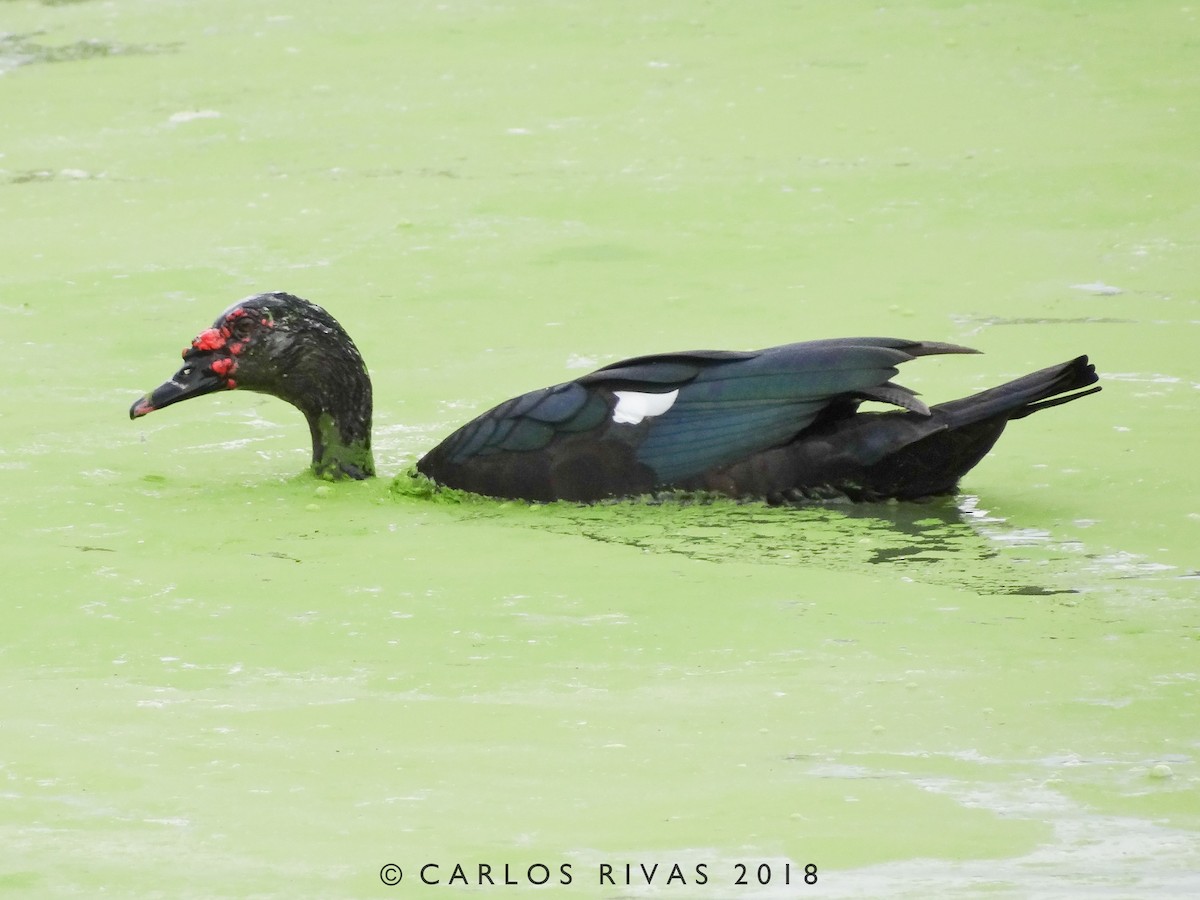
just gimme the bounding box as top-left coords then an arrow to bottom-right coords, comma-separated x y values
933,355 -> 1100,427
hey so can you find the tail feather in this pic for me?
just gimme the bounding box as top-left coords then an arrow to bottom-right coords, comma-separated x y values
934,355 -> 1099,427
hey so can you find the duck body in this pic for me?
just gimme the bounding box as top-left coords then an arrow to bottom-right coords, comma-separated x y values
131,293 -> 1100,503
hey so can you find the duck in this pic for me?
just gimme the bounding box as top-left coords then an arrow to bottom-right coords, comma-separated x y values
129,292 -> 1100,503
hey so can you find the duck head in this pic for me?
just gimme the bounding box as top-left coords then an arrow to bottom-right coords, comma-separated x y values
130,292 -> 376,480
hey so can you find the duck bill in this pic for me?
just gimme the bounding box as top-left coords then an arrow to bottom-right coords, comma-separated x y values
129,363 -> 226,419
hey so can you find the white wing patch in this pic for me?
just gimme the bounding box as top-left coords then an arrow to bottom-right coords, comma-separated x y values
611,389 -> 679,425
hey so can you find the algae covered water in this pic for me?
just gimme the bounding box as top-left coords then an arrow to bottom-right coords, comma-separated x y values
2,1 -> 1197,896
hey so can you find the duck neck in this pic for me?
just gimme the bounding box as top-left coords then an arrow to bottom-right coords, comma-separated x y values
288,338 -> 376,480
307,404 -> 374,480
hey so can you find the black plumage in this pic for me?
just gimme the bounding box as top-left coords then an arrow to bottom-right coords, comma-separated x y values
130,292 -> 1100,502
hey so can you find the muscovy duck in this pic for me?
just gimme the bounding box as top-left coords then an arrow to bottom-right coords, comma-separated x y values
129,292 -> 1099,502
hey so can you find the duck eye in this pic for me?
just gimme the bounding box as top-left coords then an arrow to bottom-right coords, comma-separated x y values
231,318 -> 255,340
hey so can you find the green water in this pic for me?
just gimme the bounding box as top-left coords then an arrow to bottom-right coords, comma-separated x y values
3,1 -> 1197,896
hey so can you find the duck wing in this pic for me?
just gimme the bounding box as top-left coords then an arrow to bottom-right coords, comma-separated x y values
584,338 -> 975,483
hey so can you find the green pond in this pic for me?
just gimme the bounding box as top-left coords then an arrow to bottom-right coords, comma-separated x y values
3,0 -> 1198,896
